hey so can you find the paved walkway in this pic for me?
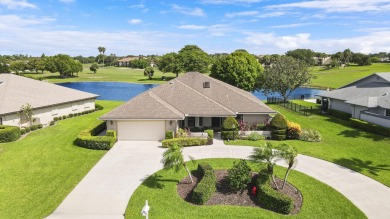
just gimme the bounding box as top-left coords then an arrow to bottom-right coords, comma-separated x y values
48,138 -> 390,219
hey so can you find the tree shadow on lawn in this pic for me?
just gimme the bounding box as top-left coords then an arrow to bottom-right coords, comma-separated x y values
141,174 -> 179,189
334,158 -> 390,176
337,129 -> 386,141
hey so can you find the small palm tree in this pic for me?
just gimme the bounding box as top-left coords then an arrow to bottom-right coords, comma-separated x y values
248,141 -> 279,189
161,143 -> 193,183
277,144 -> 298,189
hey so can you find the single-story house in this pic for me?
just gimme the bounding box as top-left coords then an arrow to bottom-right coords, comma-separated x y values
317,72 -> 390,128
0,74 -> 98,127
100,72 -> 276,141
117,57 -> 139,67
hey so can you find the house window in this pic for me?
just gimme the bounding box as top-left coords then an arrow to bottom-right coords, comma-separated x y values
188,117 -> 195,127
386,109 -> 390,117
236,114 -> 243,121
199,117 -> 203,126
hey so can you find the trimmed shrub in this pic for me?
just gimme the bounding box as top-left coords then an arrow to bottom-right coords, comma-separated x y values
197,162 -> 213,176
75,121 -> 115,150
256,172 -> 294,214
228,159 -> 251,191
222,117 -> 239,131
0,125 -> 21,143
221,130 -> 239,140
327,109 -> 352,120
165,130 -> 174,139
25,127 -> 31,133
247,132 -> 265,141
53,117 -> 59,121
106,130 -> 117,139
176,128 -> 189,138
300,129 -> 322,142
21,128 -> 26,135
62,115 -> 66,119
30,125 -> 38,131
95,103 -> 104,110
37,124 -> 43,129
270,114 -> 288,130
192,163 -> 216,204
349,118 -> 390,137
204,129 -> 214,144
50,121 -> 55,126
287,121 -> 302,140
162,137 -> 208,148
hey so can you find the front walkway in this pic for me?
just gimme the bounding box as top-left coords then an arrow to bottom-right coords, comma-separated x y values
48,137 -> 390,219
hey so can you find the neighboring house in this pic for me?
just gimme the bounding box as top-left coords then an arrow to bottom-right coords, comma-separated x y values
117,57 -> 139,67
0,74 -> 98,127
100,72 -> 276,141
318,73 -> 390,128
314,56 -> 332,66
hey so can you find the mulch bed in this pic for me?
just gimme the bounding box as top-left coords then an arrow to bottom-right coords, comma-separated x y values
177,170 -> 302,215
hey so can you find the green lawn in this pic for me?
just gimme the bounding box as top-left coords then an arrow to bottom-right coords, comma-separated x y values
0,100 -> 122,218
226,104 -> 390,187
23,65 -> 177,84
126,158 -> 366,219
309,63 -> 390,89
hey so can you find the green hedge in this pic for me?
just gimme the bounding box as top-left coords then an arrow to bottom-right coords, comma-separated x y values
192,163 -> 216,205
349,118 -> 390,137
256,172 -> 293,214
221,130 -> 239,140
165,130 -> 174,139
272,129 -> 286,141
327,109 -> 352,120
75,121 -> 116,150
0,125 -> 21,143
106,130 -> 117,139
204,129 -> 214,144
162,137 -> 208,148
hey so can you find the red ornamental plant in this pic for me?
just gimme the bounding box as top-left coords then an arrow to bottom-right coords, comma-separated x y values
251,186 -> 257,196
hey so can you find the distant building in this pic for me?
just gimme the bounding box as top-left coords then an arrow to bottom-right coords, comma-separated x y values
314,56 -> 332,66
117,57 -> 140,67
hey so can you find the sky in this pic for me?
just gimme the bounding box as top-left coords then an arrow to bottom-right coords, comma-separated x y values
1,0 -> 390,56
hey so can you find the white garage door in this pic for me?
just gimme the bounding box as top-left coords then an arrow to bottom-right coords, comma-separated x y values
117,120 -> 166,141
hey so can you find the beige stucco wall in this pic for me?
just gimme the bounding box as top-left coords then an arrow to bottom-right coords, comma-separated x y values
165,120 -> 178,132
1,99 -> 95,127
243,114 -> 269,125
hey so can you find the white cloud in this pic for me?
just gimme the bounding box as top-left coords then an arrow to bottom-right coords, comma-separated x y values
265,0 -> 390,13
200,0 -> 263,5
256,11 -> 286,18
178,25 -> 207,30
170,4 -> 206,17
59,0 -> 74,3
128,19 -> 142,24
128,4 -> 145,9
225,10 -> 259,18
0,15 -> 54,28
271,23 -> 315,28
241,31 -> 390,54
0,0 -> 36,9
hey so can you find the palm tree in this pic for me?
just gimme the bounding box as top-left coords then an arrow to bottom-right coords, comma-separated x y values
277,144 -> 298,189
161,143 -> 193,183
248,141 -> 279,189
97,46 -> 106,66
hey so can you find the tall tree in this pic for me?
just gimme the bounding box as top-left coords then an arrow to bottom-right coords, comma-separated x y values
97,46 -> 106,66
343,49 -> 352,65
259,56 -> 315,102
286,49 -> 316,66
89,63 -> 99,74
210,49 -> 263,92
178,45 -> 211,73
161,143 -> 193,183
144,66 -> 154,80
158,52 -> 182,77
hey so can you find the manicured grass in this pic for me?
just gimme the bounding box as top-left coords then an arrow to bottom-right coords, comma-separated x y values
226,104 -> 390,187
0,100 -> 122,218
309,63 -> 390,89
24,65 -> 178,84
126,158 -> 366,219
289,100 -> 320,108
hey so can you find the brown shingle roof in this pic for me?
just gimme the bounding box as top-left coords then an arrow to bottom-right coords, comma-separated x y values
101,72 -> 275,120
0,74 -> 98,115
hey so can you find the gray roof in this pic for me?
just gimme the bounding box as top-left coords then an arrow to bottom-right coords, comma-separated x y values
0,74 -> 98,115
317,72 -> 390,109
101,72 -> 275,120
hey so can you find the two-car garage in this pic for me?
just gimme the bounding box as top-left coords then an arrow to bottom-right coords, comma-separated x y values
117,120 -> 166,141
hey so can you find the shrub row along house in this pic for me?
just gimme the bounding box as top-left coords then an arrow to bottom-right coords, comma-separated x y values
100,72 -> 276,141
318,73 -> 390,128
0,74 -> 98,127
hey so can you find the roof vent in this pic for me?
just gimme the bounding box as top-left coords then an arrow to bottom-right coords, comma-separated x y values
383,93 -> 388,96
203,81 -> 210,88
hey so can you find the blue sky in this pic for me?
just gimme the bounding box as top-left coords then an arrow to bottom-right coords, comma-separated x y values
1,0 -> 390,56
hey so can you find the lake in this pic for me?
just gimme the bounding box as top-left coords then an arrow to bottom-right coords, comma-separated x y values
58,82 -> 324,101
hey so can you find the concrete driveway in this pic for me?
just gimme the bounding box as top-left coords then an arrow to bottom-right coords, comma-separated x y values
48,141 -> 165,219
48,138 -> 390,219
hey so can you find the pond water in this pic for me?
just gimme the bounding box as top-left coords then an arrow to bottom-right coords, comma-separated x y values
58,82 -> 324,101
